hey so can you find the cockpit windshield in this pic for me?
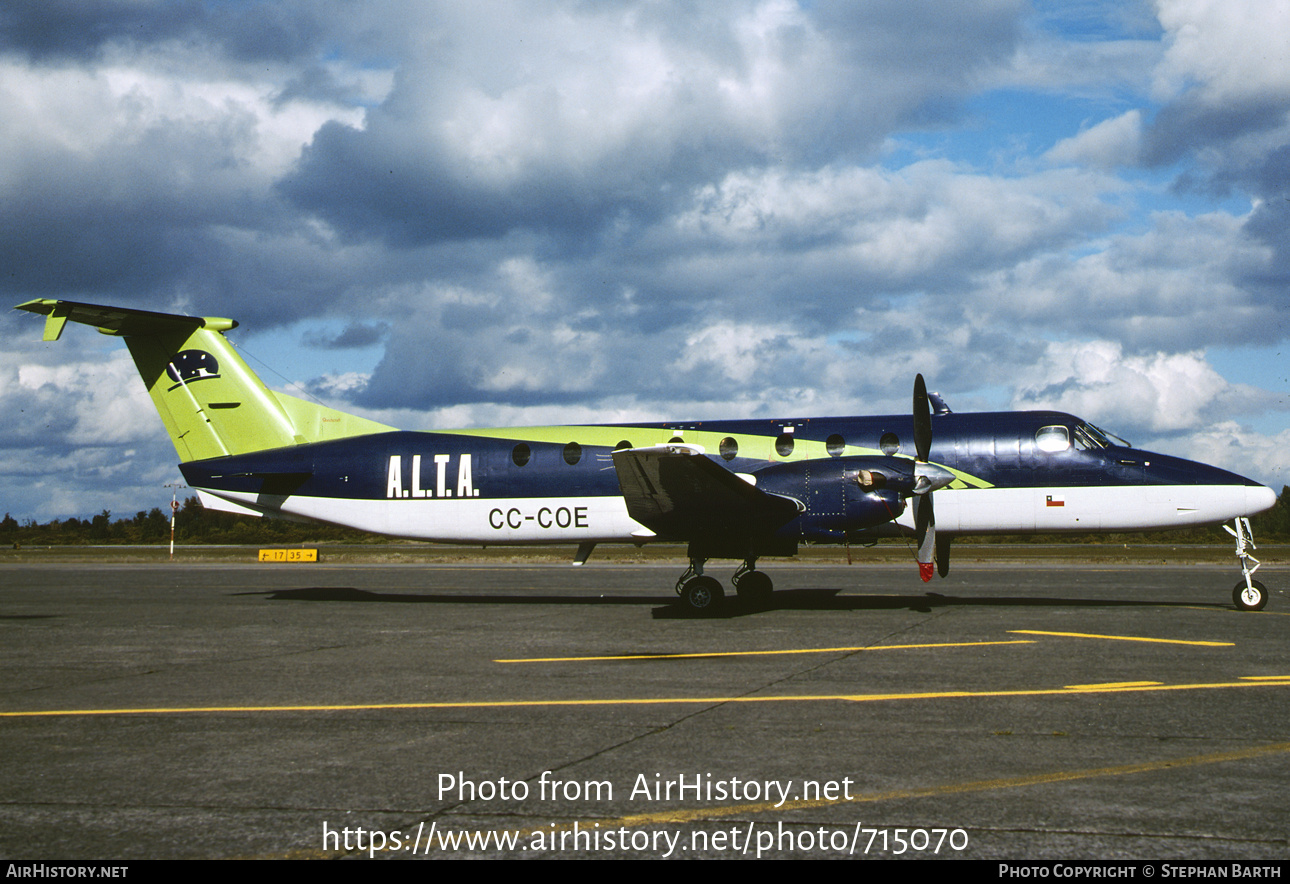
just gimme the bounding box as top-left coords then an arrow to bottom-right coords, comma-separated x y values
1073,421 -> 1130,450
1036,421 -> 1132,453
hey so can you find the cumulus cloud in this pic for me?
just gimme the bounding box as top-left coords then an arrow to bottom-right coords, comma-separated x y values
277,0 -> 1027,247
302,322 -> 389,350
672,161 -> 1123,292
974,210 -> 1277,350
1046,110 -> 1145,168
1143,0 -> 1290,175
1174,421 -> 1290,490
0,345 -> 159,448
0,27 -> 376,317
1152,0 -> 1290,106
0,338 -> 183,520
1012,340 -> 1271,434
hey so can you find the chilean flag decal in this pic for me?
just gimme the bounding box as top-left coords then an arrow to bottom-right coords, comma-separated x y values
1046,495 -> 1065,507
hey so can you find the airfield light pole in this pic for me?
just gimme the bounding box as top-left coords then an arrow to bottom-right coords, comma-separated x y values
164,484 -> 184,560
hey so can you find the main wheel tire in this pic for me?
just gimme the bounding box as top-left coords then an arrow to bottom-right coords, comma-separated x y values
734,570 -> 773,605
1233,579 -> 1268,612
682,576 -> 724,614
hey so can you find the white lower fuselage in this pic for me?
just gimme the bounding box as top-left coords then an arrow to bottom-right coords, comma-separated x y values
198,482 -> 1276,545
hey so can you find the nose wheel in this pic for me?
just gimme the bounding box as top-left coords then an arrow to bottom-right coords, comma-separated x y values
1226,518 -> 1270,612
1233,579 -> 1268,612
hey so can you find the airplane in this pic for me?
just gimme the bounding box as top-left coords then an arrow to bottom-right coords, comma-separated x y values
15,298 -> 1279,614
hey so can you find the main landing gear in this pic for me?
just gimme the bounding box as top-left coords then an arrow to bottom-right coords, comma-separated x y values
732,560 -> 773,606
1226,517 -> 1269,612
675,557 -> 773,614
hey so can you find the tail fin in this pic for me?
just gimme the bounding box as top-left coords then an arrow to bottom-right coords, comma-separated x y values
15,299 -> 393,462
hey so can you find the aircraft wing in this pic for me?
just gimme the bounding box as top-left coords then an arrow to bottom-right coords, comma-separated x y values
611,444 -> 803,555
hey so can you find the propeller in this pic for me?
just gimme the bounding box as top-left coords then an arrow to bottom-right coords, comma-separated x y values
911,374 -> 953,581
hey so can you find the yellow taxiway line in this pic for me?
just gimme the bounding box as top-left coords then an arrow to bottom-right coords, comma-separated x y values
496,639 -> 1035,663
1010,630 -> 1234,646
4,675 -> 1290,719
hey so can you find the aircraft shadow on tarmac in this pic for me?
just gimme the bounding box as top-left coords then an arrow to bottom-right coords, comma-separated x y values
651,589 -> 1229,619
249,586 -> 1228,619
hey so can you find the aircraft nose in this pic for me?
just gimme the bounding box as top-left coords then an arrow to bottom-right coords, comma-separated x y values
1247,483 -> 1277,517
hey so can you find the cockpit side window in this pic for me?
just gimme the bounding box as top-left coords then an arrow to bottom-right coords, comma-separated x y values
1036,425 -> 1071,453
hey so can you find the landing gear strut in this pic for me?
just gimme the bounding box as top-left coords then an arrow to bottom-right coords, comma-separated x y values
1225,517 -> 1269,612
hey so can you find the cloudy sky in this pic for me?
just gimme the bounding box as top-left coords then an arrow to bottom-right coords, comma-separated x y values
1,0 -> 1288,522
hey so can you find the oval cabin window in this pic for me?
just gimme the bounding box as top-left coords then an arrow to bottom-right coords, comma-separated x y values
512,443 -> 531,467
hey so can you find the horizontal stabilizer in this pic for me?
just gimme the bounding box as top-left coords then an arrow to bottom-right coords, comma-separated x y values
15,299 -> 235,337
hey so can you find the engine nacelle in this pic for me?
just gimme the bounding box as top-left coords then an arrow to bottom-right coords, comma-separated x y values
753,457 -> 909,541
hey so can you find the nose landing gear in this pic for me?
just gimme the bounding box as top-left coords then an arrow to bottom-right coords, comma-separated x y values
1226,517 -> 1269,612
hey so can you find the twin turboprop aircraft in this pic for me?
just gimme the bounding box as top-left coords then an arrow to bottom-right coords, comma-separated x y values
17,298 -> 1278,613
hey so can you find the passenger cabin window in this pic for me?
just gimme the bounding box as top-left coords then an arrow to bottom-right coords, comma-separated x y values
879,432 -> 900,456
512,443 -> 531,466
826,434 -> 845,457
719,437 -> 738,461
563,442 -> 582,465
775,433 -> 794,457
615,440 -> 632,450
1036,426 -> 1071,453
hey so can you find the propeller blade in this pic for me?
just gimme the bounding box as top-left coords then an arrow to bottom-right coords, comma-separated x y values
913,373 -> 932,464
912,374 -> 939,581
936,535 -> 951,578
914,494 -> 935,582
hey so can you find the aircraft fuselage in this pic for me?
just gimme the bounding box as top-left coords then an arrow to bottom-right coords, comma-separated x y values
180,409 -> 1274,545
